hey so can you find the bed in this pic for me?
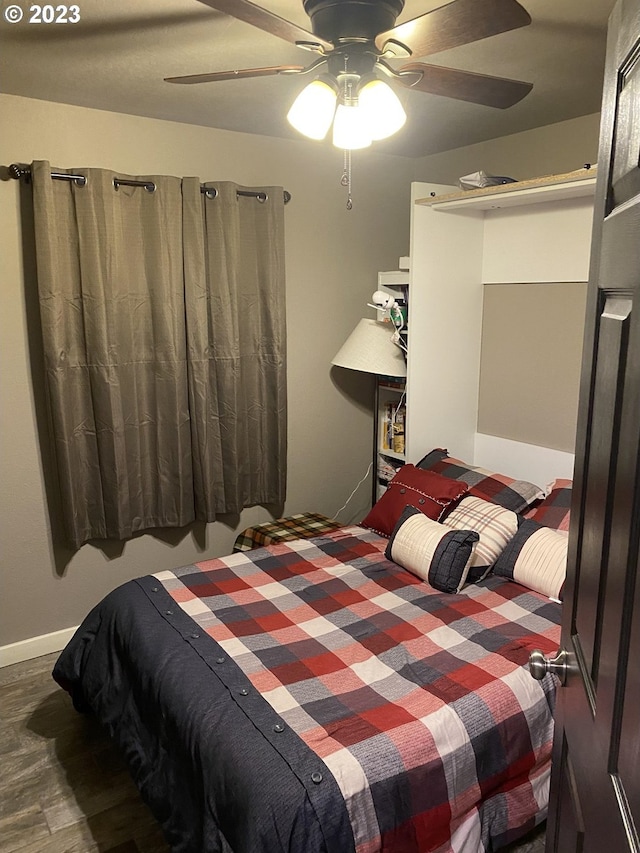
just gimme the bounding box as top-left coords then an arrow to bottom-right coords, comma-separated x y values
53,451 -> 570,853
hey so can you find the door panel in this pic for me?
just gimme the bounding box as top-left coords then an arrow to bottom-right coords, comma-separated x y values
617,563 -> 640,821
612,40 -> 640,206
553,736 -> 585,853
574,292 -> 631,684
544,0 -> 640,850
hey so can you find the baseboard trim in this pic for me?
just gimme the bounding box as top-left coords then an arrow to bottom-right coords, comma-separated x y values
0,626 -> 78,668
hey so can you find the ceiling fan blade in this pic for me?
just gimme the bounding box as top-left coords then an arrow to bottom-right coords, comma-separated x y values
165,65 -> 305,84
195,0 -> 332,51
376,0 -> 531,57
397,62 -> 532,108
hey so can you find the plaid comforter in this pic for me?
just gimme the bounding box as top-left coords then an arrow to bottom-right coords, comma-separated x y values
153,525 -> 561,852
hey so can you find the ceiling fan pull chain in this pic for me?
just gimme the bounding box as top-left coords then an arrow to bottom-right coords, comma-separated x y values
341,149 -> 353,210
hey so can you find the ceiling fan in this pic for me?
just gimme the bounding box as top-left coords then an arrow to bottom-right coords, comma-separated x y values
166,0 -> 533,149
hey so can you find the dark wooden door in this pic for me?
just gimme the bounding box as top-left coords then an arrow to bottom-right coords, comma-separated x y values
542,0 -> 640,850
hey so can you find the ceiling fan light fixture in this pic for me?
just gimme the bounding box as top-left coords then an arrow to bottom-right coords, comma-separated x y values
287,77 -> 337,140
358,78 -> 406,140
332,102 -> 373,150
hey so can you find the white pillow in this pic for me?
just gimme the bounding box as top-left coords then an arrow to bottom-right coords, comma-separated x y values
385,506 -> 479,594
493,519 -> 567,600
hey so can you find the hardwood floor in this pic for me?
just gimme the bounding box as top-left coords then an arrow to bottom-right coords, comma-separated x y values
0,652 -> 168,853
0,652 -> 546,852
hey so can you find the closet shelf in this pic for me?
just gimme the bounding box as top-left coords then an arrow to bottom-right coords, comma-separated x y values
415,167 -> 597,211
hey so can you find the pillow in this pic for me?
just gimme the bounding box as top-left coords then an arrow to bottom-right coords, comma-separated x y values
493,518 -> 568,600
417,448 -> 544,514
525,479 -> 572,531
361,464 -> 469,538
385,506 -> 479,594
442,495 -> 519,582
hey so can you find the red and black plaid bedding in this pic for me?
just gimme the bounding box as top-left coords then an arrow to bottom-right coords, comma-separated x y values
154,525 -> 561,852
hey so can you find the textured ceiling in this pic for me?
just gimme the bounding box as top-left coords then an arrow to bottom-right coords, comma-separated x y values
0,0 -> 616,157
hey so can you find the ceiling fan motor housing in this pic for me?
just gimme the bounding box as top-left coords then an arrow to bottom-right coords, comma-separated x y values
303,0 -> 405,43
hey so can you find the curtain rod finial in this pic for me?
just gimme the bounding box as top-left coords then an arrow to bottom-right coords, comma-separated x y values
8,163 -> 29,180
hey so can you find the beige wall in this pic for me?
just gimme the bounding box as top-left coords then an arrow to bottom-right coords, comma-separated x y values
478,283 -> 589,452
0,94 -> 414,646
0,97 -> 602,649
412,113 -> 601,186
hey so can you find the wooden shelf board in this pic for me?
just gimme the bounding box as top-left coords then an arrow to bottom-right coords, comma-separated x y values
378,449 -> 405,461
378,381 -> 406,391
415,168 -> 597,211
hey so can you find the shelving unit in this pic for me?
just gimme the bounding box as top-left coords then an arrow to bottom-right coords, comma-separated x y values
405,170 -> 596,469
415,167 -> 597,211
372,263 -> 409,502
377,268 -> 409,352
374,379 -> 406,501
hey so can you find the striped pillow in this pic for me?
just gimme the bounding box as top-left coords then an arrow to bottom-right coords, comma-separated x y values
493,519 -> 567,600
442,496 -> 519,582
385,506 -> 479,594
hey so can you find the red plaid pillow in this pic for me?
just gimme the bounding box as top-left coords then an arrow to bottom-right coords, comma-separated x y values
525,479 -> 572,531
362,465 -> 469,538
417,448 -> 544,514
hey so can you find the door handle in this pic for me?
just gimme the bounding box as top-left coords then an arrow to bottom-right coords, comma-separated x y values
529,649 -> 568,686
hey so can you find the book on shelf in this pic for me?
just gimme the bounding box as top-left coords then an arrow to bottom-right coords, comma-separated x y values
379,377 -> 406,391
381,401 -> 406,455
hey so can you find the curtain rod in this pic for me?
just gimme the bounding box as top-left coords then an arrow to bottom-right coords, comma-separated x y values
8,164 -> 291,204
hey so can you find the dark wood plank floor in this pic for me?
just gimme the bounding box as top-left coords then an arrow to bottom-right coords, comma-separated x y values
0,652 -> 546,852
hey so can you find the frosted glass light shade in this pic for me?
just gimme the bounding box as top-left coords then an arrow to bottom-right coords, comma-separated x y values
332,103 -> 372,150
287,80 -> 337,140
332,319 -> 407,377
358,79 -> 406,140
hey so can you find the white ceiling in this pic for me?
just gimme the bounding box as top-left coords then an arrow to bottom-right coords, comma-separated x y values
0,0 -> 616,158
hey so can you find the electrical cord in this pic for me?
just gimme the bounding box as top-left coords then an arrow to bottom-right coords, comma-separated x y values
332,462 -> 373,520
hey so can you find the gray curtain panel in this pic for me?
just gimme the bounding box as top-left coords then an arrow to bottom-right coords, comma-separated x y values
31,162 -> 286,548
182,179 -> 287,519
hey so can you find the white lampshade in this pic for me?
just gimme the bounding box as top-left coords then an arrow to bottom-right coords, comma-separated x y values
358,79 -> 407,140
287,79 -> 337,140
332,103 -> 372,150
332,318 -> 407,377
